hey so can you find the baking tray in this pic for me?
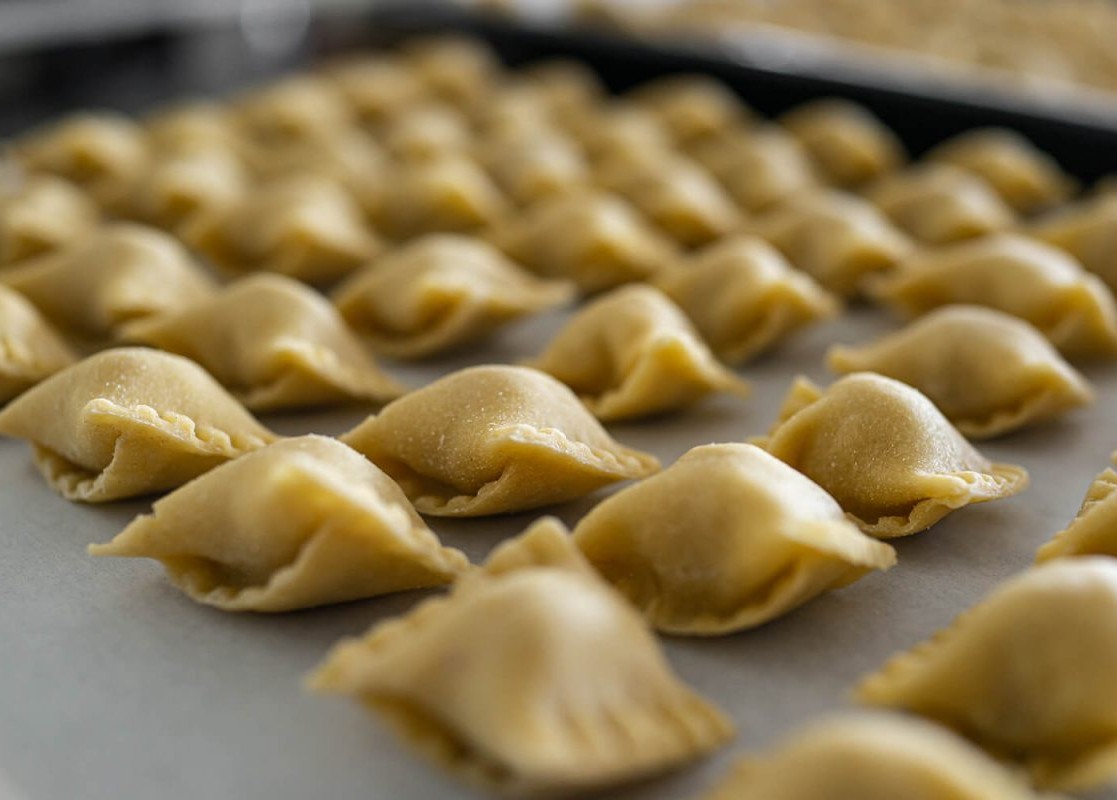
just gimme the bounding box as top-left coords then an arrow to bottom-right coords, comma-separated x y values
3,9 -> 1117,800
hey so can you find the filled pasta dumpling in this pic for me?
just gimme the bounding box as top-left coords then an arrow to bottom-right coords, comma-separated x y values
0,285 -> 77,405
127,144 -> 249,233
627,74 -> 751,146
0,176 -> 99,268
526,284 -> 749,421
689,126 -> 819,213
382,156 -> 509,239
857,557 -> 1117,791
89,435 -> 468,611
572,443 -> 896,634
1031,193 -> 1117,293
869,233 -> 1117,360
308,566 -> 733,794
827,305 -> 1093,438
0,348 -> 276,502
400,34 -> 502,110
233,76 -> 354,149
779,99 -> 906,188
322,55 -> 429,129
341,365 -> 659,516
478,132 -> 590,208
122,274 -> 404,411
144,101 -> 240,154
382,103 -> 473,164
755,373 -> 1028,537
331,235 -> 574,359
1036,466 -> 1117,562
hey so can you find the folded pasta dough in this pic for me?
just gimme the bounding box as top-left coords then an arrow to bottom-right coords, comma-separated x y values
927,128 -> 1075,214
748,190 -> 913,297
331,235 -> 574,359
382,103 -> 473,163
572,443 -> 896,634
383,156 -> 509,239
569,107 -> 675,163
526,284 -> 749,421
627,74 -> 751,145
654,235 -> 840,364
89,435 -> 468,611
128,145 -> 249,232
122,274 -> 404,411
857,557 -> 1117,791
1036,467 -> 1117,562
514,59 -> 606,124
14,112 -> 149,213
144,101 -> 241,154
0,347 -> 276,502
0,223 -> 216,340
1032,194 -> 1117,292
779,99 -> 906,188
865,164 -> 1015,244
341,365 -> 659,516
307,567 -> 733,794
400,35 -> 502,110
479,133 -> 590,207
490,190 -> 677,294
703,713 -> 1044,800
185,174 -> 380,284
756,373 -> 1028,537
689,126 -> 819,213
869,233 -> 1117,360
478,516 -> 597,580
828,305 -> 1093,438
0,176 -> 99,267
0,285 -> 77,404
234,76 -> 354,148
322,56 -> 429,129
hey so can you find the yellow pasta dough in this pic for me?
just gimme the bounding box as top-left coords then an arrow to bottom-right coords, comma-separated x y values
0,347 -> 276,502
340,365 -> 659,516
572,443 -> 895,634
322,56 -> 429,129
0,176 -> 99,268
1036,466 -> 1117,562
383,156 -> 509,239
234,76 -> 354,149
654,235 -> 840,364
571,107 -> 675,163
382,103 -> 473,163
331,234 -> 574,359
0,223 -> 216,341
526,284 -> 749,421
122,274 -> 404,411
0,285 -> 77,404
400,35 -> 502,110
89,435 -> 468,611
515,58 -> 606,123
756,373 -> 1029,537
478,132 -> 590,207
144,101 -> 240,154
703,713 -> 1044,800
690,126 -> 819,213
628,74 -> 751,145
828,305 -> 1093,438
779,99 -> 906,188
477,516 -> 596,580
857,557 -> 1117,791
1031,193 -> 1117,292
869,233 -> 1117,360
127,145 -> 249,233
307,566 -> 733,794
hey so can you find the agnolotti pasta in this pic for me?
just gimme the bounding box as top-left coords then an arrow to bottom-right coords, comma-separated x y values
122,274 -> 405,411
307,566 -> 733,794
756,373 -> 1029,537
0,285 -> 77,405
703,713 -> 1044,800
478,132 -> 590,207
689,126 -> 819,213
828,306 -> 1094,438
127,145 -> 249,232
526,284 -> 749,421
144,101 -> 240,154
865,163 -> 1015,244
654,235 -> 840,364
322,56 -> 429,129
927,127 -> 1075,214
1031,193 -> 1117,292
382,103 -> 473,163
89,435 -> 469,612
1036,466 -> 1117,562
233,76 -> 354,148
0,223 -> 216,341
383,156 -> 509,239
779,99 -> 906,188
331,235 -> 574,359
341,365 -> 659,516
571,443 -> 896,634
490,190 -> 677,294
857,557 -> 1117,791
400,35 -> 502,110
570,107 -> 675,163
0,348 -> 276,502
185,173 -> 380,285
748,190 -> 913,297
515,58 -> 606,124
478,516 -> 596,580
0,176 -> 99,268
869,233 -> 1117,360
627,74 -> 751,145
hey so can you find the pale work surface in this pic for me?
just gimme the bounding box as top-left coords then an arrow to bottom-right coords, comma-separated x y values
2,303 -> 1116,800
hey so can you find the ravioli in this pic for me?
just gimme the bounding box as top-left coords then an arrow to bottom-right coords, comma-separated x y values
382,103 -> 473,163
144,101 -> 240,154
516,58 -> 606,123
128,145 -> 249,233
869,233 -> 1117,360
0,223 -> 216,341
340,365 -> 659,516
0,176 -> 99,268
527,285 -> 749,421
572,443 -> 895,634
89,435 -> 468,611
383,156 -> 509,239
571,107 -> 675,163
0,348 -> 276,502
654,235 -> 840,364
703,713 -> 1043,800
233,76 -> 354,149
690,126 -> 819,213
479,516 -> 597,580
1031,194 -> 1117,292
857,557 -> 1117,791
490,190 -> 677,294
323,56 -> 429,129
779,99 -> 906,188
479,132 -> 590,207
332,235 -> 574,359
0,285 -> 77,404
756,373 -> 1029,537
1036,467 -> 1117,562
866,164 -> 1015,244
748,190 -> 913,297
828,306 -> 1093,438
122,274 -> 404,411
400,35 -> 502,110
628,74 -> 751,145
927,128 -> 1076,214
307,567 -> 733,794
